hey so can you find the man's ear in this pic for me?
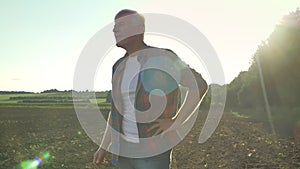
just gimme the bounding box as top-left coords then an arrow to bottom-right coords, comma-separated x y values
137,24 -> 145,33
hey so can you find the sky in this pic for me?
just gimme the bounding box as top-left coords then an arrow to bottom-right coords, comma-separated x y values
0,0 -> 299,92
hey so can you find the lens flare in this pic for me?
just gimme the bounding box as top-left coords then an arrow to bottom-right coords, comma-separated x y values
20,152 -> 50,169
43,152 -> 50,159
34,157 -> 42,166
20,160 -> 38,169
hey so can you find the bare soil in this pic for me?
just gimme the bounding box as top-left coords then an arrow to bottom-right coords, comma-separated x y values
0,107 -> 299,169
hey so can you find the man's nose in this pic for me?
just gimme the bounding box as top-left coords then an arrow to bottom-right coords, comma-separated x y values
113,25 -> 118,33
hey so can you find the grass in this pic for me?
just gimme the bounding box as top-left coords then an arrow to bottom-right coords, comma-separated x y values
231,111 -> 249,119
0,93 -> 110,109
0,94 -> 37,103
232,107 -> 300,138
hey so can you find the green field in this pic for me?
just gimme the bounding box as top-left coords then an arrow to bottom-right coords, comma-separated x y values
0,93 -> 109,109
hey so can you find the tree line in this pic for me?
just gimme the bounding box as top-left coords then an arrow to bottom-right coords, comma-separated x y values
225,9 -> 300,137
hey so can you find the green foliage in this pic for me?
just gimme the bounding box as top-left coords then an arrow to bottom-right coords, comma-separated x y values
226,9 -> 300,137
0,91 -> 111,109
0,91 -> 34,94
196,83 -> 227,112
271,106 -> 300,137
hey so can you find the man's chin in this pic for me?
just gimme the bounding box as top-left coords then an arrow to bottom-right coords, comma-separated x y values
116,42 -> 123,47
116,40 -> 126,48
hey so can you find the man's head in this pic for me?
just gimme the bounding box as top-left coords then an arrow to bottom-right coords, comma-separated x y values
113,9 -> 145,48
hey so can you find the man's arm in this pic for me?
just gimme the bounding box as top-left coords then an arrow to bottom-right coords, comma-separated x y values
149,67 -> 208,135
93,112 -> 112,166
100,112 -> 112,149
172,68 -> 208,127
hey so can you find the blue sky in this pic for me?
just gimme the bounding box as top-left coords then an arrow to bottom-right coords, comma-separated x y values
0,0 -> 299,92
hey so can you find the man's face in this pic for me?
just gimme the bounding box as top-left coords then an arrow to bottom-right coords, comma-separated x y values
113,14 -> 144,47
113,19 -> 131,47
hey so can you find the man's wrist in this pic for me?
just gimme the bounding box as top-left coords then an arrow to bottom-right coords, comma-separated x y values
98,146 -> 107,152
171,116 -> 181,130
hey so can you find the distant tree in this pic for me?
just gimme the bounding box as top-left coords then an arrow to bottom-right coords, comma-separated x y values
106,90 -> 112,103
226,9 -> 300,136
0,91 -> 34,94
41,89 -> 60,93
227,8 -> 300,110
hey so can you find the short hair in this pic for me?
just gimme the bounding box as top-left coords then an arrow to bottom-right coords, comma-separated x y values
115,9 -> 145,26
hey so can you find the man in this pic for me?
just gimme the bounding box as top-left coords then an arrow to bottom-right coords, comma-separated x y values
93,9 -> 208,169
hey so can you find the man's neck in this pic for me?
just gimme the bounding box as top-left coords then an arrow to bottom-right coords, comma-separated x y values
126,41 -> 146,56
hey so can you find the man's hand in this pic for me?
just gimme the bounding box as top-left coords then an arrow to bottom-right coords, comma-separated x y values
148,118 -> 177,136
93,147 -> 108,168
